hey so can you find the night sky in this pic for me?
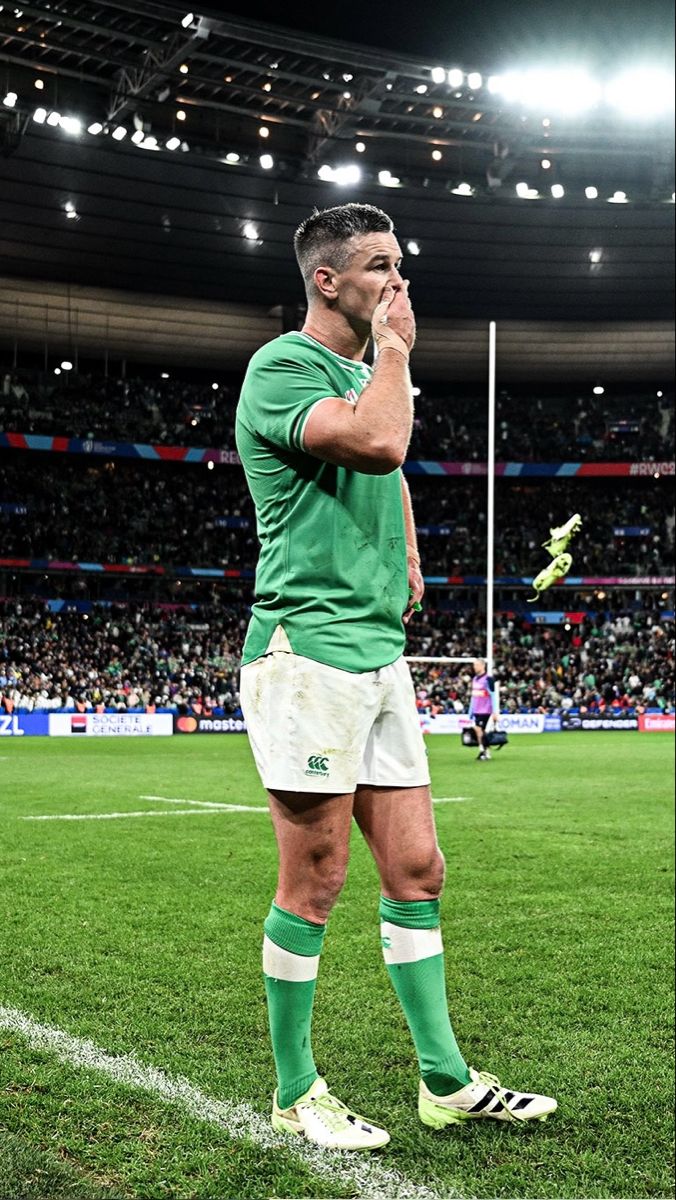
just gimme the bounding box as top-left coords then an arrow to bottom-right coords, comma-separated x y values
201,0 -> 675,70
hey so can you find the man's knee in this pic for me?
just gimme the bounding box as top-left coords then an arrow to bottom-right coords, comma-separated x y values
384,846 -> 446,901
278,850 -> 349,923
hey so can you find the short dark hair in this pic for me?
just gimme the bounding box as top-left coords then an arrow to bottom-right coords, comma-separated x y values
294,202 -> 394,298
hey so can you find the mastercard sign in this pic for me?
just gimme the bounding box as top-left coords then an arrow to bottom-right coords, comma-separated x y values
173,715 -> 247,734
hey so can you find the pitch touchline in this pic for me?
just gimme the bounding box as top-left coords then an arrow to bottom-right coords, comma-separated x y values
21,806 -> 267,822
0,1005 -> 453,1200
20,796 -> 468,821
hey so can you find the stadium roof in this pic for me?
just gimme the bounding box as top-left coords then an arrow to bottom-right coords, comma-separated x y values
0,0 -> 674,332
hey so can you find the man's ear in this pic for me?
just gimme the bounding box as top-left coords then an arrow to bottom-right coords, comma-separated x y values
313,266 -> 338,300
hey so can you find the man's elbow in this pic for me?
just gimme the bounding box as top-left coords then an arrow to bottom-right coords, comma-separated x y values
368,439 -> 407,474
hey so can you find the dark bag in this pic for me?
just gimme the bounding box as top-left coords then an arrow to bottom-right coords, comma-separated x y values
461,727 -> 479,747
485,729 -> 509,750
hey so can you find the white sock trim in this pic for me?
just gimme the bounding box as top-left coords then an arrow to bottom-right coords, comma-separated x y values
263,935 -> 321,983
380,921 -> 443,966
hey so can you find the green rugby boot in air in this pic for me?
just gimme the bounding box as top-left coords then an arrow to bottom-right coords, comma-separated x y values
527,552 -> 573,602
542,513 -> 583,558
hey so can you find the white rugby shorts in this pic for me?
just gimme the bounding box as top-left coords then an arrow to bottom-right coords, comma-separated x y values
239,625 -> 430,794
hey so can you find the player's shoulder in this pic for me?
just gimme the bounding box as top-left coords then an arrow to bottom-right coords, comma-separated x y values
244,332 -> 318,373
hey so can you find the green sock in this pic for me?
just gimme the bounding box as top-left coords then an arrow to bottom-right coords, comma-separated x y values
263,901 -> 326,1110
379,895 -> 471,1096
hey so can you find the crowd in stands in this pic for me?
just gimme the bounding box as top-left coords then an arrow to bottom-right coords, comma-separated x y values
2,369 -> 672,463
1,452 -> 672,576
0,600 -> 244,717
408,608 -> 674,715
1,600 -> 673,717
1,371 -> 237,448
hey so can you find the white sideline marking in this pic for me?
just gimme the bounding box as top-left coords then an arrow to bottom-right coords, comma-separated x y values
139,794 -> 264,810
21,807 -> 266,822
433,797 -> 471,803
0,1005 -> 451,1200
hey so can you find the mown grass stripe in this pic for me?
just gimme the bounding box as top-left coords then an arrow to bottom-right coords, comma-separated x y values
0,1005 -> 455,1200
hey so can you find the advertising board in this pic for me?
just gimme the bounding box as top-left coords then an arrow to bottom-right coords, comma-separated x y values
173,715 -> 247,734
0,713 -> 51,737
638,713 -> 675,733
562,714 -> 639,731
49,713 -> 173,737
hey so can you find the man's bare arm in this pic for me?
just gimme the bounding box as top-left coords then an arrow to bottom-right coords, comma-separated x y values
302,283 -> 415,474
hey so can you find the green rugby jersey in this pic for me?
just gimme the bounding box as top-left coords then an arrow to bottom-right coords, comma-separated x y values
235,331 -> 408,673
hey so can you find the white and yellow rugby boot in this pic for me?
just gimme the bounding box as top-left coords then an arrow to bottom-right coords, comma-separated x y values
419,1067 -> 557,1127
272,1076 -> 390,1150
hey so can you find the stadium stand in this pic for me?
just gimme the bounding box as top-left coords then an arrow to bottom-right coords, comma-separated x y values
1,600 -> 672,717
2,369 -> 673,462
0,452 -> 672,575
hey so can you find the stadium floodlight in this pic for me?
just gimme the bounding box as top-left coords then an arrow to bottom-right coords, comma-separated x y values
46,110 -> 61,125
207,460 -> 215,470
605,68 -> 675,118
467,72 -> 482,90
161,372 -> 170,378
431,67 -> 446,84
87,122 -> 103,135
258,125 -> 270,137
60,360 -> 73,370
657,390 -> 663,397
608,190 -> 627,203
176,109 -> 186,121
489,68 -> 601,114
541,158 -> 551,168
34,78 -> 44,90
516,181 -> 538,199
59,115 -> 82,135
259,153 -> 274,169
333,164 -> 361,185
243,221 -> 259,240
131,129 -> 145,144
111,125 -> 127,140
64,200 -> 77,219
406,239 -> 420,255
551,183 -> 565,198
355,141 -> 366,152
2,92 -> 17,108
451,182 -> 474,195
181,11 -> 194,27
378,169 -> 401,187
166,136 -> 181,150
415,84 -> 428,94
447,68 -> 463,88
33,107 -> 47,124
411,386 -> 422,396
224,151 -> 240,163
585,185 -> 598,199
589,248 -> 603,263
53,367 -> 61,375
317,164 -> 336,181
432,105 -> 443,118
179,63 -> 189,74
212,382 -> 219,390
431,148 -> 442,160
593,385 -> 604,394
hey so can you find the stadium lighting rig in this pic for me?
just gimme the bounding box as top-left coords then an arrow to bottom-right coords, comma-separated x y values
2,5 -> 673,206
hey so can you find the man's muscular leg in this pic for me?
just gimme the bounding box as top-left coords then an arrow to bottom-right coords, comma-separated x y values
353,783 -> 471,1094
263,789 -> 354,1108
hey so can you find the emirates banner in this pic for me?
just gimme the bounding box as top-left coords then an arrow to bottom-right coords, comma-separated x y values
638,714 -> 675,733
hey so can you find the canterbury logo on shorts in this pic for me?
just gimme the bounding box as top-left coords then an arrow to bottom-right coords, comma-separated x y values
305,754 -> 330,776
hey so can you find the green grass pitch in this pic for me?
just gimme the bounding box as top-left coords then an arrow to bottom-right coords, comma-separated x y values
0,733 -> 673,1200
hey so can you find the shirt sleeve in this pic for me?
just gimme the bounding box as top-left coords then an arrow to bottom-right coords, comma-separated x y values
244,350 -> 337,453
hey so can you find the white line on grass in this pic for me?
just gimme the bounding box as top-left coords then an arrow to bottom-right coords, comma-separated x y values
139,794 -> 265,810
433,797 -> 472,803
20,807 -> 267,822
0,1005 -> 453,1200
